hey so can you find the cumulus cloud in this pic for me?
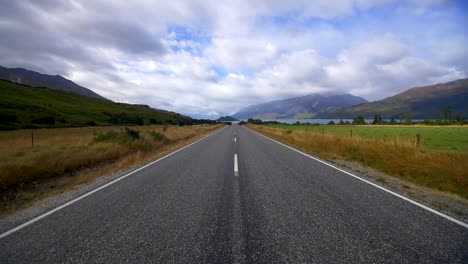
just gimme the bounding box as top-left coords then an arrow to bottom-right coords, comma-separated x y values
0,0 -> 466,117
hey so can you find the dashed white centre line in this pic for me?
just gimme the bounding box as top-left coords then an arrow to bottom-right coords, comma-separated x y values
234,154 -> 239,176
234,137 -> 237,142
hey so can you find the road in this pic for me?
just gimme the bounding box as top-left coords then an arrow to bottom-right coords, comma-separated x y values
0,125 -> 467,263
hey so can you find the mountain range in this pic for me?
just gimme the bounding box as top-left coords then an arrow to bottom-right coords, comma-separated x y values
233,79 -> 468,119
0,66 -> 105,100
233,94 -> 368,119
216,116 -> 239,122
329,79 -> 468,119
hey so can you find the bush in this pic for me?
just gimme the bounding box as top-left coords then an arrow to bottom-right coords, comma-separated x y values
247,118 -> 263,124
0,113 -> 18,123
149,118 -> 161,124
94,127 -> 140,142
94,131 -> 119,142
352,116 -> 366,125
149,130 -> 167,142
84,121 -> 96,126
124,127 -> 140,139
32,116 -> 55,124
108,112 -> 144,125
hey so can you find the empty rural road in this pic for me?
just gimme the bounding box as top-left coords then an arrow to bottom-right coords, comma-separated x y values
1,125 -> 467,263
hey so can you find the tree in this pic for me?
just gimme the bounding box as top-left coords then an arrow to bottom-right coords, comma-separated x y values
352,116 -> 366,125
454,113 -> 464,123
401,112 -> 412,125
443,106 -> 453,122
372,114 -> 383,124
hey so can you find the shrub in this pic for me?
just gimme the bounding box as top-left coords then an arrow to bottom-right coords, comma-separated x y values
352,116 -> 366,125
84,121 -> 97,126
0,113 -> 18,123
124,127 -> 140,139
149,118 -> 161,124
32,116 -> 55,124
108,112 -> 144,125
247,118 -> 263,124
149,130 -> 167,142
94,131 -> 119,142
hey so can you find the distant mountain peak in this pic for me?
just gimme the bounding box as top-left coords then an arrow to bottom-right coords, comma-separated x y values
216,116 -> 239,122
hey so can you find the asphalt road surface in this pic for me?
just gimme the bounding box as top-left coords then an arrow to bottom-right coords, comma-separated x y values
1,125 -> 467,263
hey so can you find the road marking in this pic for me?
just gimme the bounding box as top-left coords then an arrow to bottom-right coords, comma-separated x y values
234,154 -> 239,177
234,137 -> 237,142
0,126 -> 226,240
247,128 -> 468,229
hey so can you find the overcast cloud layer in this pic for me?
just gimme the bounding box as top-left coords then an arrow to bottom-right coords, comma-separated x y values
1,0 -> 467,118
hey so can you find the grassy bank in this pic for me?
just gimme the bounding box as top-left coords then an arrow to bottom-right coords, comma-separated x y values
0,124 -> 223,212
248,124 -> 468,199
0,79 -> 193,129
265,123 -> 468,153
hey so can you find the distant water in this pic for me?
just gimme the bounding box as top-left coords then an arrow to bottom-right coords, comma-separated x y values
237,118 -> 427,124
239,118 -> 366,124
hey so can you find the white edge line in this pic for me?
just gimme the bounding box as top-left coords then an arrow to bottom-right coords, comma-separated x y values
234,154 -> 239,177
0,126 -> 227,240
247,127 -> 468,229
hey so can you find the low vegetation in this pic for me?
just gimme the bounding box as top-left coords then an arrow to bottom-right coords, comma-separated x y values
0,124 -> 222,212
248,124 -> 468,199
0,79 -> 201,129
250,120 -> 468,153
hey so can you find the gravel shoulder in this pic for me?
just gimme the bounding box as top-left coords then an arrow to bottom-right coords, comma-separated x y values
328,158 -> 468,224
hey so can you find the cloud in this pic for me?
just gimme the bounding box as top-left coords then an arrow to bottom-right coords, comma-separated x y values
0,0 -> 466,117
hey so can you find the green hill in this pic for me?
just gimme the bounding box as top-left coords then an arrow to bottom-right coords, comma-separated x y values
329,79 -> 468,119
0,79 -> 191,129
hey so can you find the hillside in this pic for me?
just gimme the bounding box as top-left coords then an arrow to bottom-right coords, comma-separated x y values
0,80 -> 192,129
233,94 -> 367,119
216,116 -> 238,122
330,78 -> 468,119
0,66 -> 105,99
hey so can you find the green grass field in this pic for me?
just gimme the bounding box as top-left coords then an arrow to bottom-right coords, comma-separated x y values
264,124 -> 468,153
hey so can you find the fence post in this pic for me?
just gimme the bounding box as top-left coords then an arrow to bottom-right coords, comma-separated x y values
31,130 -> 34,147
416,134 -> 421,151
93,129 -> 96,140
350,129 -> 353,139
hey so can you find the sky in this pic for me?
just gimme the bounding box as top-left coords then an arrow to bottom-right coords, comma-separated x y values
0,0 -> 467,118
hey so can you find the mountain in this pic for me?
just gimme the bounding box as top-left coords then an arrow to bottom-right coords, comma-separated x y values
0,66 -> 105,100
233,94 -> 368,119
216,116 -> 238,122
330,79 -> 468,119
0,80 -> 193,129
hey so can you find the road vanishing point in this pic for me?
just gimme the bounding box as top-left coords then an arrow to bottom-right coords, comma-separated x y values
0,124 -> 467,263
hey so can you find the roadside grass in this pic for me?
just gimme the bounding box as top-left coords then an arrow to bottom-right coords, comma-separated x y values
265,123 -> 468,153
0,124 -> 222,213
248,124 -> 468,199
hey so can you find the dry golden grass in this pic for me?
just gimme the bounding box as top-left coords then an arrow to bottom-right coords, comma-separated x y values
0,124 -> 223,212
249,125 -> 468,199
